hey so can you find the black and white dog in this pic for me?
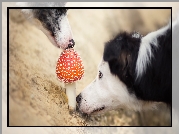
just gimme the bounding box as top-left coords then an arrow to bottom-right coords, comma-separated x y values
76,16 -> 176,115
16,2 -> 74,49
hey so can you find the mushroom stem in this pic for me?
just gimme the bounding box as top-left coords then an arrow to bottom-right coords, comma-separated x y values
65,82 -> 76,110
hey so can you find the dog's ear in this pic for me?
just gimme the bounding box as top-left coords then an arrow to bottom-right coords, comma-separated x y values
104,50 -> 132,77
119,50 -> 132,73
103,40 -> 132,77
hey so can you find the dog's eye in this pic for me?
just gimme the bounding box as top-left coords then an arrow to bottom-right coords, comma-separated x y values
99,71 -> 103,79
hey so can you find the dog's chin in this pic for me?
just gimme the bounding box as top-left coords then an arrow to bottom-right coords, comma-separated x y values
78,106 -> 107,116
90,106 -> 105,115
90,110 -> 106,116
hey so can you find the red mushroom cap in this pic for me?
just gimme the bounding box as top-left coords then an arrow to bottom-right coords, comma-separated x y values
56,49 -> 84,83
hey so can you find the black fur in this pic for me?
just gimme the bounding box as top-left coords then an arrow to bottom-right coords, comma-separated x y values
103,32 -> 141,93
32,9 -> 68,36
103,28 -> 171,105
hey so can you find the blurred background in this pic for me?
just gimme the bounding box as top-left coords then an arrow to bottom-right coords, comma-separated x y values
5,2 -> 178,128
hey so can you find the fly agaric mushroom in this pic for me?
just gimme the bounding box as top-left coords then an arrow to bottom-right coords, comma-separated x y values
56,48 -> 84,111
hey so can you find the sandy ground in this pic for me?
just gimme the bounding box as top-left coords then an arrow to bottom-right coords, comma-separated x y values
2,2 -> 179,134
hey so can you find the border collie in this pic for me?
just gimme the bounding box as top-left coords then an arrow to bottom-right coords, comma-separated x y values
76,17 -> 173,115
16,2 -> 74,49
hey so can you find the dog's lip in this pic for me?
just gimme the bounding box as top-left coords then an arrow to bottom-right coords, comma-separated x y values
91,106 -> 105,114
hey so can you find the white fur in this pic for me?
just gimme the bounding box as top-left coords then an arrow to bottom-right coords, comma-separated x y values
55,15 -> 73,49
79,60 -> 154,115
136,23 -> 170,79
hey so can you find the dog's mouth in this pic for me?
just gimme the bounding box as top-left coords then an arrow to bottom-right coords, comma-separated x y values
91,106 -> 105,114
76,103 -> 106,115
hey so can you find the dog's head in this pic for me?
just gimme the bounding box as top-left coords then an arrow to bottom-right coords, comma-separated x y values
76,32 -> 146,115
16,2 -> 74,49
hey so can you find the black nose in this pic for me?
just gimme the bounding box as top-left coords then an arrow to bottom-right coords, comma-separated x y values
76,93 -> 82,105
67,39 -> 75,49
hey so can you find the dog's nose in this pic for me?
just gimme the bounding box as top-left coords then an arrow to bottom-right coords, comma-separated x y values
76,93 -> 82,105
67,39 -> 75,49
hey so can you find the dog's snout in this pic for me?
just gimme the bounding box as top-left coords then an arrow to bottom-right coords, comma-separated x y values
76,93 -> 82,105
